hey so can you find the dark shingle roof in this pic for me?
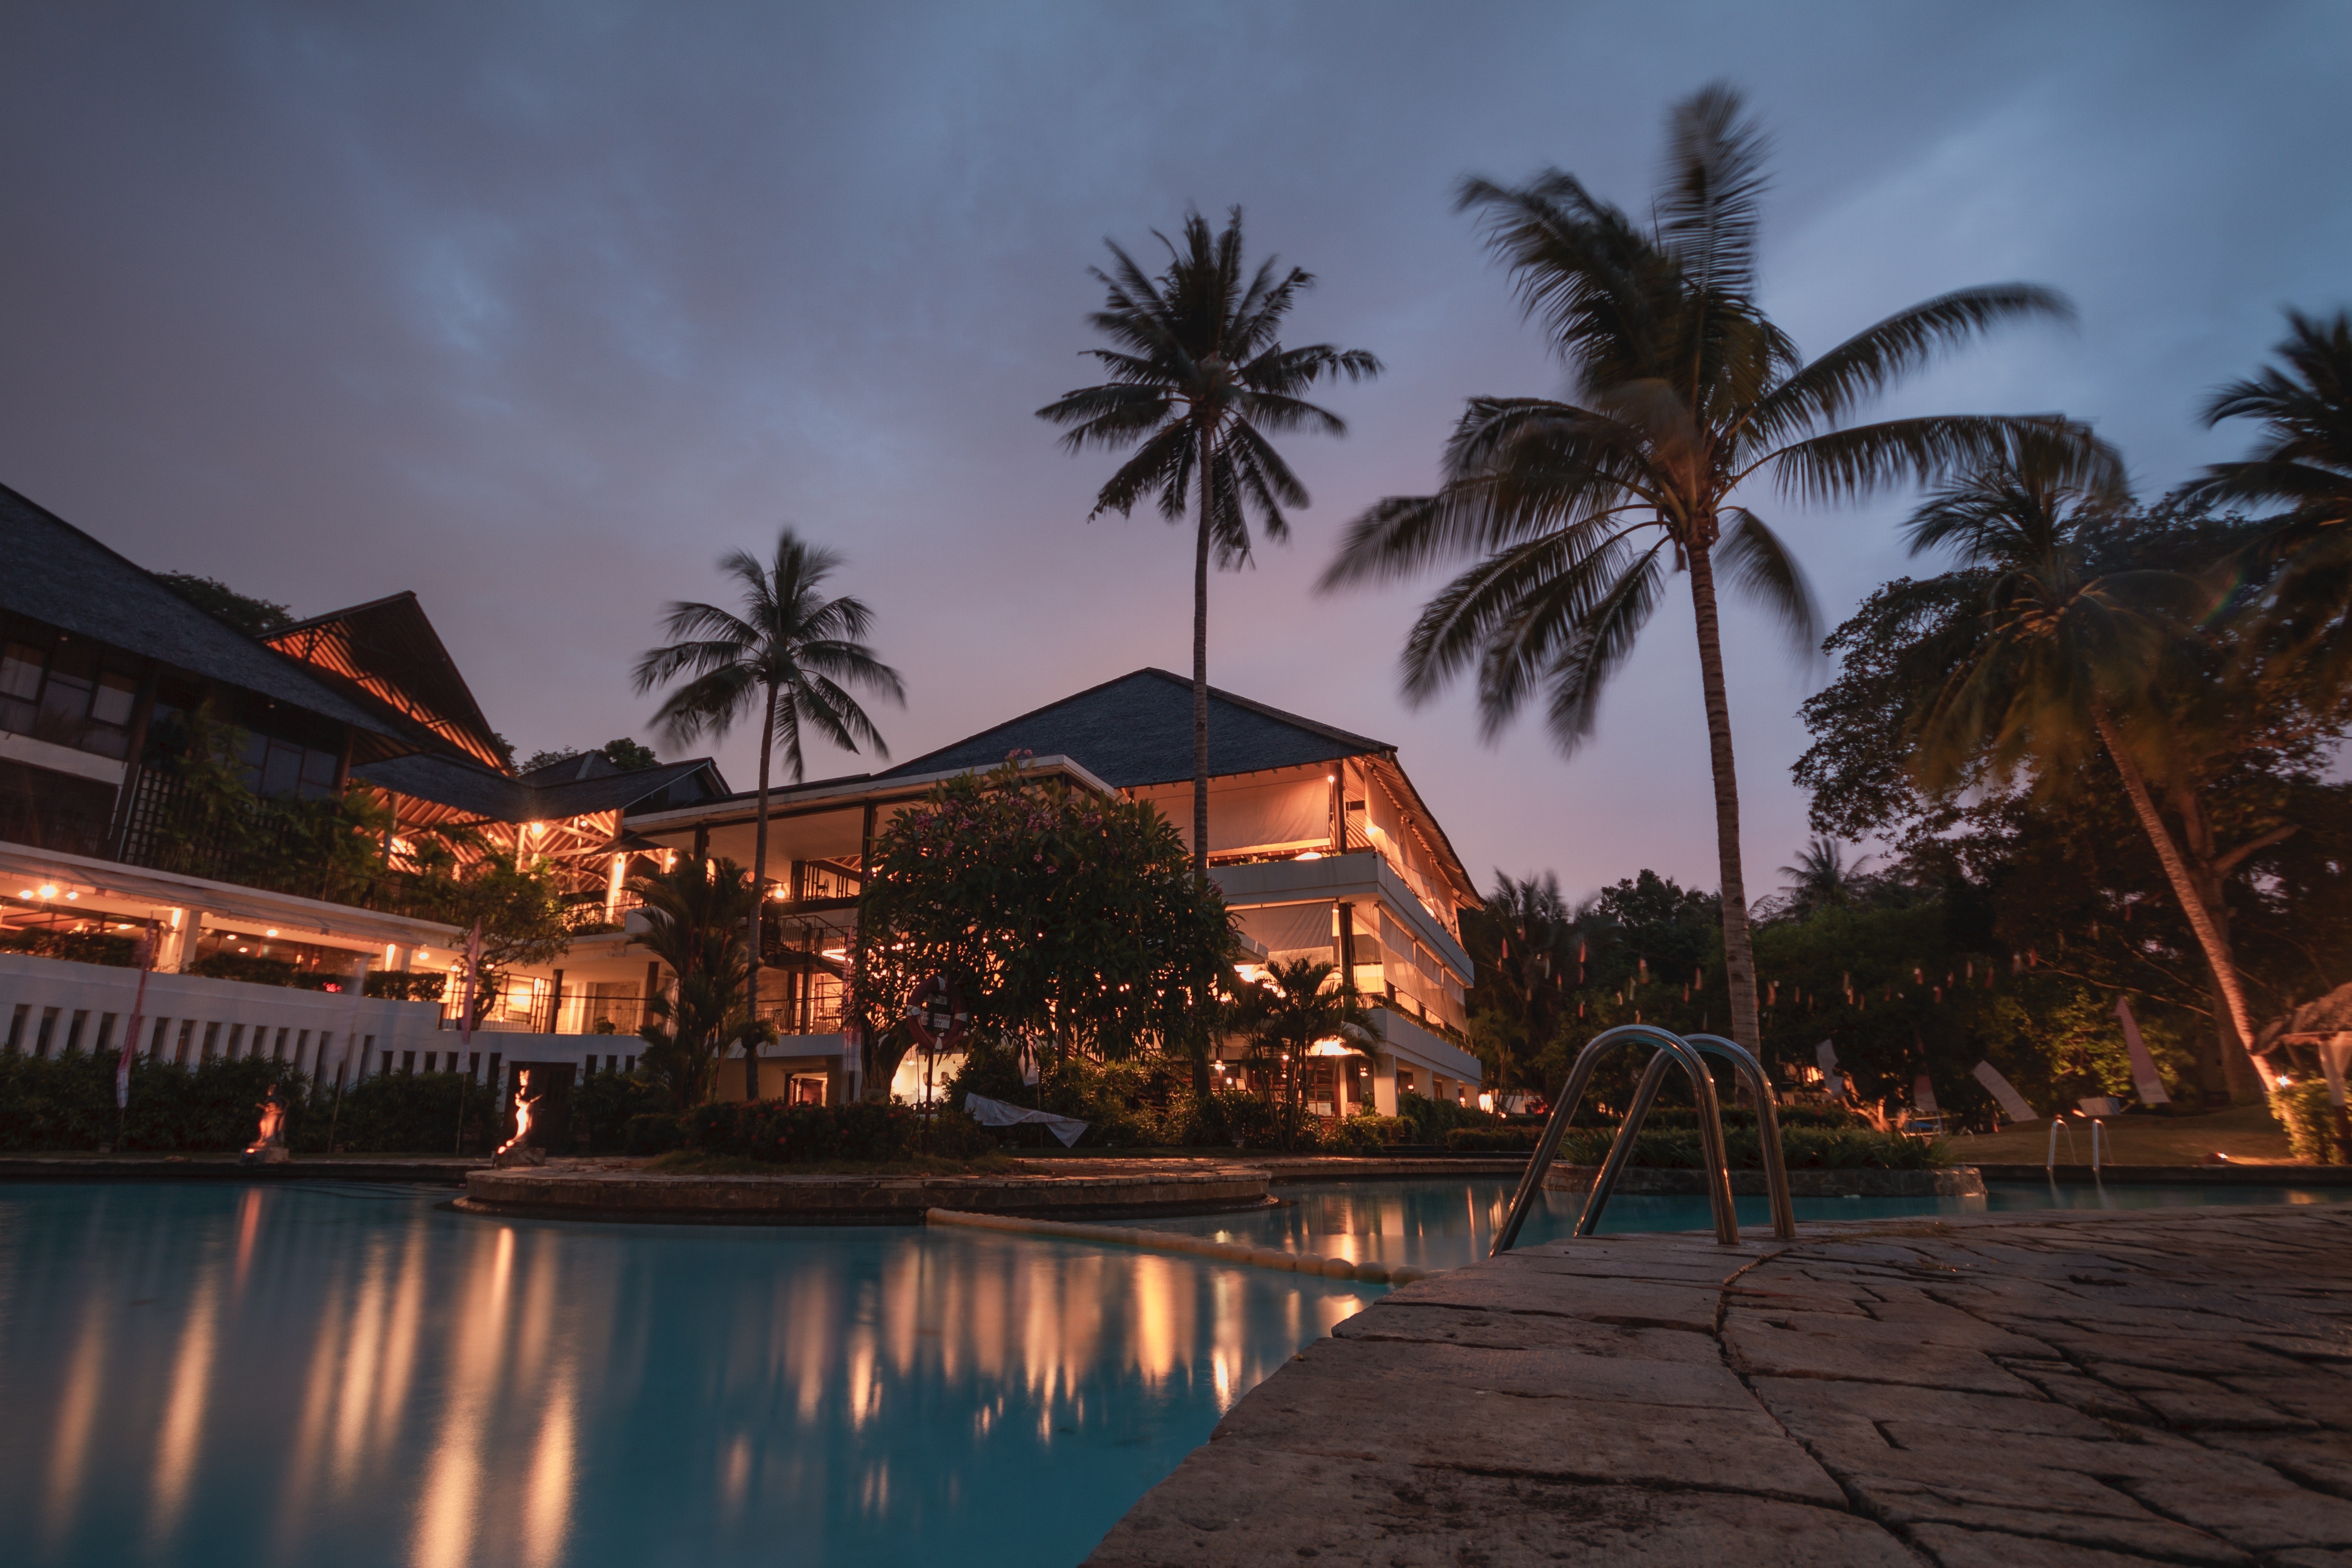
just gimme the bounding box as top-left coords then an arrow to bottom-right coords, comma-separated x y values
875,668 -> 1392,788
0,481 -> 417,756
353,752 -> 724,824
266,594 -> 507,769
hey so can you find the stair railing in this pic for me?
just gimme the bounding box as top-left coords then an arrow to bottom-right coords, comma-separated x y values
1490,1025 -> 1738,1254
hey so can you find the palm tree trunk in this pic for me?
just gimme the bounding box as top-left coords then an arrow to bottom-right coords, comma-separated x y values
1192,433 -> 1213,880
2091,705 -> 2268,1100
1686,543 -> 1763,1052
747,688 -> 775,1102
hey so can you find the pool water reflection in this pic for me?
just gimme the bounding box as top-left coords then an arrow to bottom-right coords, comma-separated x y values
0,1182 -> 1378,1568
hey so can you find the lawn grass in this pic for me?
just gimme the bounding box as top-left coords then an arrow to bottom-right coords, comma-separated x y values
1945,1101 -> 2295,1165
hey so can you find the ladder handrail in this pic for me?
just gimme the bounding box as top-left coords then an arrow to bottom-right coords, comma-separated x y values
1685,1033 -> 1797,1240
1491,1024 -> 1737,1255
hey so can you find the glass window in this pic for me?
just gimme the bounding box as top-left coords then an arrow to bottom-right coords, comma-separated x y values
299,745 -> 339,797
90,668 -> 137,727
262,739 -> 303,797
0,640 -> 43,701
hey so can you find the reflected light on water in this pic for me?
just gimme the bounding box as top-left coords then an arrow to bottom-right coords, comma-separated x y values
1,1183 -> 1380,1568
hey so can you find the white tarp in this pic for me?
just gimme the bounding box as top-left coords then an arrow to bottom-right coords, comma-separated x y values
1141,776 -> 1329,855
963,1093 -> 1089,1147
2113,997 -> 2173,1105
1237,902 -> 1337,966
1973,1061 -> 2039,1123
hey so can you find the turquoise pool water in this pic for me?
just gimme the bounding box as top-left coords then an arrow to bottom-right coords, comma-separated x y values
3,1175 -> 2343,1568
0,1181 -> 1379,1568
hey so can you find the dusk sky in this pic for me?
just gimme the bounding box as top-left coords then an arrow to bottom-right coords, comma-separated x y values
3,2 -> 2345,907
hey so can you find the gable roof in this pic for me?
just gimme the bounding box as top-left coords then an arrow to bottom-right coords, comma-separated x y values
265,593 -> 506,770
876,668 -> 1392,789
0,482 -> 419,760
353,752 -> 727,825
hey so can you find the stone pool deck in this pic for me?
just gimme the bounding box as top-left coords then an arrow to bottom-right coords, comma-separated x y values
1087,1205 -> 2352,1567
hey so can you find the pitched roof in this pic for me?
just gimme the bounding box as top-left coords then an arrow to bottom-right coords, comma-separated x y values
0,482 -> 419,760
875,668 -> 1392,789
353,752 -> 726,825
265,593 -> 507,770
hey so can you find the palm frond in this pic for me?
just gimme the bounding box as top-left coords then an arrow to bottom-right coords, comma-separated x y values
1653,81 -> 1768,301
1715,508 -> 1821,663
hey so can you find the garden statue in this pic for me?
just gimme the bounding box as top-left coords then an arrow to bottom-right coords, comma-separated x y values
241,1083 -> 290,1165
494,1069 -> 548,1167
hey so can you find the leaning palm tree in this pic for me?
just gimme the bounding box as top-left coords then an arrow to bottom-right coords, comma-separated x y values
633,531 -> 904,1098
2194,308 -> 2352,686
1899,443 -> 2275,1099
1038,209 -> 1382,875
1319,83 -> 2112,1052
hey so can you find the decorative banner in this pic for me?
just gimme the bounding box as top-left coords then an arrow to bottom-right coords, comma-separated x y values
117,923 -> 156,1110
1912,1073 -> 1940,1115
1972,1060 -> 2037,1123
2113,997 -> 2171,1106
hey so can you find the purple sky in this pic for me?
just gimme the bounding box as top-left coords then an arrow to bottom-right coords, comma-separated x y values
3,2 -> 2346,906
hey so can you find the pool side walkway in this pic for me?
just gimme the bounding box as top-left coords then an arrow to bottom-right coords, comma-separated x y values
1086,1205 -> 2352,1567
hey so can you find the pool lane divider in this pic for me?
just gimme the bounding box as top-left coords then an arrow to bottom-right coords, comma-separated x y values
925,1207 -> 1433,1285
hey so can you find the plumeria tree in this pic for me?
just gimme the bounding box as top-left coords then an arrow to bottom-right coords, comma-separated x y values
854,757 -> 1234,1099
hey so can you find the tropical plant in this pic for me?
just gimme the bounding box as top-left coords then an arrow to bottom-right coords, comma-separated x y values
1770,838 -> 1875,920
628,855 -> 762,1109
1896,446 -> 2305,1099
1232,957 -> 1373,1143
1461,870 -> 1581,1105
633,530 -> 903,1098
1037,208 -> 1381,875
426,850 -> 574,1022
855,758 -> 1234,1099
2195,308 -> 2352,688
1318,82 -> 2108,1054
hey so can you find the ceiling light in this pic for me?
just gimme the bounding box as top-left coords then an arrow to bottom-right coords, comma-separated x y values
266,928 -> 278,937
63,891 -> 77,901
39,884 -> 58,899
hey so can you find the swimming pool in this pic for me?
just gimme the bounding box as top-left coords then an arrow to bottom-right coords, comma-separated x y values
0,1181 -> 1378,1568
3,1174 -> 2342,1568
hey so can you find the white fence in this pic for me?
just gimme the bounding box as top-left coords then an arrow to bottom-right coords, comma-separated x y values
0,951 -> 442,1083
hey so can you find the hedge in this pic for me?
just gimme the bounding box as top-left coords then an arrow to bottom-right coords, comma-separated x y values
666,1098 -> 995,1163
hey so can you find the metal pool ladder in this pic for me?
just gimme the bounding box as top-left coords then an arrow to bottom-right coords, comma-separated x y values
1490,1025 -> 1797,1254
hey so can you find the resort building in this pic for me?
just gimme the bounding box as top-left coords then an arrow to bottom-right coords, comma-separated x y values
0,482 -> 1483,1121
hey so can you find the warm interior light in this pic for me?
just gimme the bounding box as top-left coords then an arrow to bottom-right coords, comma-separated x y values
39,884 -> 58,899
1295,850 -> 1323,861
16,889 -> 29,899
1306,1038 -> 1356,1057
267,928 -> 279,937
63,891 -> 77,901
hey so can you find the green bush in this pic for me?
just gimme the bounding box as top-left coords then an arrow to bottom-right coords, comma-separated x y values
320,1070 -> 482,1153
2270,1082 -> 2350,1165
572,1068 -> 672,1153
1325,1112 -> 1410,1153
0,928 -> 138,966
679,1097 -> 994,1163
623,1112 -> 684,1155
1396,1090 -> 1489,1142
1551,1124 -> 1947,1170
0,1049 -> 317,1151
365,971 -> 447,1002
1446,1125 -> 1539,1152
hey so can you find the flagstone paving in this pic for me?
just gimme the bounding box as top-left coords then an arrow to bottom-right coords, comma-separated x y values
1085,1206 -> 2352,1566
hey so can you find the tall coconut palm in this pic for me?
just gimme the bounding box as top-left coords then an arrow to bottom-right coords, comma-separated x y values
1899,443 -> 2279,1100
1319,83 -> 2111,1053
633,530 -> 904,1098
1038,209 -> 1382,875
2195,309 -> 2352,685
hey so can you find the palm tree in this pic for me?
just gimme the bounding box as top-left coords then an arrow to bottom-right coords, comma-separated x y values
1464,871 -> 1580,1106
633,530 -> 904,1098
1776,838 -> 1871,919
1319,83 -> 2110,1053
1236,956 -> 1373,1145
629,855 -> 761,1109
1037,209 -> 1382,876
2195,309 -> 2352,685
1899,444 -> 2278,1100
